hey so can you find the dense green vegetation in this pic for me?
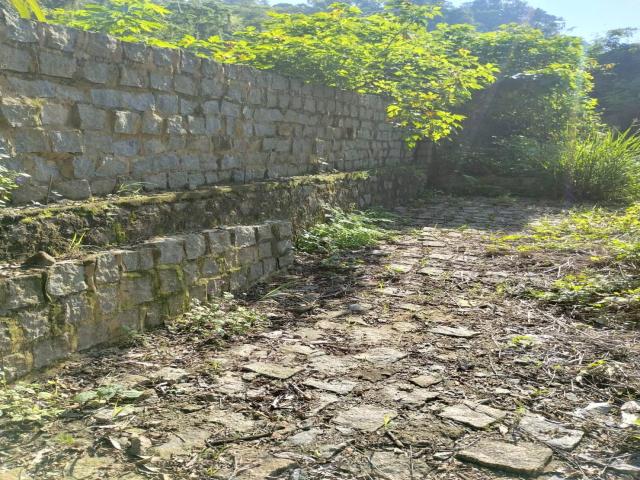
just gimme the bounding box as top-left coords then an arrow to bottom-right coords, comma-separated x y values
296,206 -> 396,253
495,203 -> 640,323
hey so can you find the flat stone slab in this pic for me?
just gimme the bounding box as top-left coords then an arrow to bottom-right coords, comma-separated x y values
387,263 -> 413,273
520,413 -> 584,450
457,440 -> 553,475
153,367 -> 189,383
381,383 -> 440,406
309,355 -> 355,375
235,456 -> 297,479
417,267 -> 444,276
410,374 -> 443,388
304,378 -> 357,395
440,403 -> 506,428
333,405 -> 397,432
355,347 -> 407,365
213,372 -> 246,396
429,326 -> 480,338
244,362 -> 303,380
152,427 -> 210,459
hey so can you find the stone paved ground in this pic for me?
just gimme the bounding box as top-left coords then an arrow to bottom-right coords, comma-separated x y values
2,196 -> 640,480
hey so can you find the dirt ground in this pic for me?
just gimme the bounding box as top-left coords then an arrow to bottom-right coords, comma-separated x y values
2,195 -> 639,480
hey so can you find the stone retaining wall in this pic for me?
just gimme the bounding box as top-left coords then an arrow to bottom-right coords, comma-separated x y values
0,9 -> 410,204
0,220 -> 293,381
0,167 -> 426,262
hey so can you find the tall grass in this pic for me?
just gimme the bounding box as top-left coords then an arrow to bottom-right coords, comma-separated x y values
296,206 -> 396,254
558,127 -> 640,202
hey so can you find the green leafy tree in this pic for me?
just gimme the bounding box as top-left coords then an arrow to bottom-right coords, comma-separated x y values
50,0 -> 173,45
2,0 -> 46,20
206,1 -> 497,145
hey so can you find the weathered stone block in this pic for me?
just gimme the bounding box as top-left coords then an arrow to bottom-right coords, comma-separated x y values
0,99 -> 39,127
90,89 -> 123,109
166,115 -> 186,135
121,92 -> 155,112
95,155 -> 129,177
32,334 -> 71,369
248,262 -> 263,282
180,53 -> 200,74
120,66 -> 148,88
221,101 -> 241,117
123,42 -> 149,63
121,248 -> 154,272
82,61 -> 111,84
200,256 -> 219,276
175,74 -> 197,96
50,130 -> 83,153
271,221 -> 293,239
4,12 -> 38,42
141,302 -> 163,328
94,252 -> 121,284
275,239 -> 293,256
39,51 -> 75,78
158,267 -> 183,294
183,261 -> 198,285
120,273 -> 154,305
111,308 -> 142,336
84,33 -> 121,59
255,224 -> 274,242
156,94 -> 179,115
91,178 -> 117,196
75,104 -> 107,130
13,128 -> 49,153
237,246 -> 258,265
233,226 -> 256,248
180,99 -> 197,115
146,237 -> 184,264
15,309 -> 50,342
168,171 -> 188,189
0,45 -> 32,73
258,242 -> 272,259
150,72 -> 173,91
262,257 -> 277,276
96,284 -> 119,316
112,138 -> 139,156
205,229 -> 231,254
142,110 -> 163,134
59,293 -> 93,326
155,153 -> 180,171
114,110 -> 141,134
187,116 -> 206,135
183,234 -> 206,260
46,261 -> 87,297
40,103 -> 70,126
54,179 -> 91,200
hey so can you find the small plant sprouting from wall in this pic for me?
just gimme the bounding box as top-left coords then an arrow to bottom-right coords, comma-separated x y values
0,143 -> 29,208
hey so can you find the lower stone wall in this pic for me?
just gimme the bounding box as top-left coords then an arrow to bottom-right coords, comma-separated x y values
0,166 -> 426,262
0,220 -> 293,381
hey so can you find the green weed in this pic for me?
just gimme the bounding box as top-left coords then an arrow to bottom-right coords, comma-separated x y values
0,380 -> 65,424
171,294 -> 265,342
296,206 -> 397,254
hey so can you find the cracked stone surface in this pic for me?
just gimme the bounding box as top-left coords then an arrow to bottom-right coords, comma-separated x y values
3,196 -> 638,479
440,403 -> 507,428
333,405 -> 397,432
457,440 -> 553,474
243,362 -> 304,379
520,413 -> 584,450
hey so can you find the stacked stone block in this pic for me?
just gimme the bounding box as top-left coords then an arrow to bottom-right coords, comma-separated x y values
0,220 -> 293,380
0,9 -> 410,204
